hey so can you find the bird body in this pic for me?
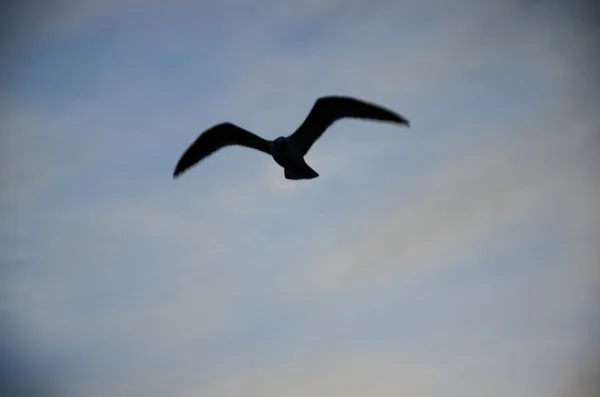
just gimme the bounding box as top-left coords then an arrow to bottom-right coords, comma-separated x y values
173,95 -> 410,180
271,136 -> 320,179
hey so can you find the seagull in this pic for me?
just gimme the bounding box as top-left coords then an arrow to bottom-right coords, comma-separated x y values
173,95 -> 410,180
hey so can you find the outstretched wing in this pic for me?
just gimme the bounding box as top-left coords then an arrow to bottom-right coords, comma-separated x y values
288,96 -> 410,155
173,122 -> 272,178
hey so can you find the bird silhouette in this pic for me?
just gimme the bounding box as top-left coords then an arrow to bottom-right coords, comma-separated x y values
173,95 -> 410,180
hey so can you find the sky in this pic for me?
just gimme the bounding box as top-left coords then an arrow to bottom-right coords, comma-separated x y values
1,0 -> 599,396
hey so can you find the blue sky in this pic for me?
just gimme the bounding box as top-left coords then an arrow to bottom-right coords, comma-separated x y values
1,0 -> 599,396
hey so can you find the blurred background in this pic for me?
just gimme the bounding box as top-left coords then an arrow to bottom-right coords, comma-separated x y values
1,0 -> 599,396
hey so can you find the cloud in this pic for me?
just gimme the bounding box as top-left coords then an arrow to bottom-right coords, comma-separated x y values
0,106 -> 72,209
1,0 -> 598,396
196,349 -> 433,397
282,107 -> 597,296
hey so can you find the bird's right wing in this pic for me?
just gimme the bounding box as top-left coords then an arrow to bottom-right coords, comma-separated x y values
173,122 -> 271,178
288,96 -> 410,155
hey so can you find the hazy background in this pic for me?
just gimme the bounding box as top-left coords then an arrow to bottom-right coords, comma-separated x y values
1,0 -> 599,396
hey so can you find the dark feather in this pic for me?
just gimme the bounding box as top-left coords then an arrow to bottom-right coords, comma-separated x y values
288,96 -> 410,155
173,122 -> 271,178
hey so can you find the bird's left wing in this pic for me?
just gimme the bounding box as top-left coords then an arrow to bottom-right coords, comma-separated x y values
173,122 -> 271,178
288,96 -> 410,155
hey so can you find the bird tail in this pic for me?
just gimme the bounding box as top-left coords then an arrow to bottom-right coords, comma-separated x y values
284,166 -> 319,180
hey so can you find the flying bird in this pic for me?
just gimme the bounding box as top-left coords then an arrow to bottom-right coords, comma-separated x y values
173,95 -> 410,180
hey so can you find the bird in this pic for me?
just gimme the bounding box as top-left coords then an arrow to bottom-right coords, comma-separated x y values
173,95 -> 410,180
